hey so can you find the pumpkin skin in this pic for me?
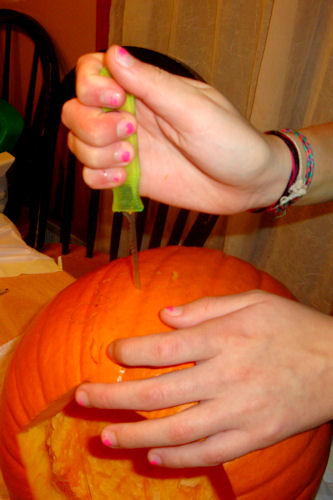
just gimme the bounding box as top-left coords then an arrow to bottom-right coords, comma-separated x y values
0,246 -> 331,499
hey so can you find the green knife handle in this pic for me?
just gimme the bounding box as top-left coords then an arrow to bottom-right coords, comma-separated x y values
100,67 -> 144,213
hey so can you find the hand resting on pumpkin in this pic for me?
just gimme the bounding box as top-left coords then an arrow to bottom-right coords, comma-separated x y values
76,291 -> 333,468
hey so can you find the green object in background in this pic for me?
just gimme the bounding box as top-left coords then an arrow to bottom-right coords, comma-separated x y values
0,99 -> 24,154
99,67 -> 144,214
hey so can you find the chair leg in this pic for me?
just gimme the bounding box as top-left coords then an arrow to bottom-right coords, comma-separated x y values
86,190 -> 100,258
60,150 -> 76,254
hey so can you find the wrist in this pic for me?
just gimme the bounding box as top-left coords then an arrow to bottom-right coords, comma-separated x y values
249,133 -> 292,210
314,313 -> 333,424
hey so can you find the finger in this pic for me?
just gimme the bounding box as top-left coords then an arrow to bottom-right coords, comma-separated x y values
108,318 -> 225,367
147,429 -> 252,468
75,52 -> 126,108
105,45 -> 211,130
82,165 -> 127,190
67,133 -> 135,169
61,99 -> 136,146
160,290 -> 269,329
100,399 -> 236,452
76,362 -> 215,411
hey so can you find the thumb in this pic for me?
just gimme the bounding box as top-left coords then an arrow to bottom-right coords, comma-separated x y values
105,45 -> 207,128
160,291 -> 268,329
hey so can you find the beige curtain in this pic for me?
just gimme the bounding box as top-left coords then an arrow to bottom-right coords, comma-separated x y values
97,0 -> 333,313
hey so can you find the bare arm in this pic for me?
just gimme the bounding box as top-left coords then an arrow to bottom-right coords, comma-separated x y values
296,122 -> 333,205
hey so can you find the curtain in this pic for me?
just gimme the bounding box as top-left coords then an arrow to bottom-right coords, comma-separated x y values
98,0 -> 333,313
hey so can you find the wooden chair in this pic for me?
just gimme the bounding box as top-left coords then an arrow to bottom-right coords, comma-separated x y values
43,47 -> 220,277
0,9 -> 60,248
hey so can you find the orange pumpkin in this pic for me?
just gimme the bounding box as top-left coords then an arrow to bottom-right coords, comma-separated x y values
0,247 -> 331,499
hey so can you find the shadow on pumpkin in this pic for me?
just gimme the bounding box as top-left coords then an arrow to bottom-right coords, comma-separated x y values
62,399 -> 235,497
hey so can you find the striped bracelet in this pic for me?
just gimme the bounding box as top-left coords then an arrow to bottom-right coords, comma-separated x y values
281,128 -> 314,192
251,129 -> 314,216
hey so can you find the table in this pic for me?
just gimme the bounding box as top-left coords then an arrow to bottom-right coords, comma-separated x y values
0,215 -> 75,498
0,271 -> 74,345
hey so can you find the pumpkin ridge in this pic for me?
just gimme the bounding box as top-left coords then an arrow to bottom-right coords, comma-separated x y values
35,311 -> 56,417
16,308 -> 53,426
233,424 -> 331,499
233,433 -> 313,495
297,455 -> 331,500
77,263 -> 116,384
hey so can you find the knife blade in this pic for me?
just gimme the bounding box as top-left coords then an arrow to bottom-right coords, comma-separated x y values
100,67 -> 144,289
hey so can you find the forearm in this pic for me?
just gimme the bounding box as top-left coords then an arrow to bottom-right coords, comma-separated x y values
257,122 -> 333,212
295,122 -> 333,205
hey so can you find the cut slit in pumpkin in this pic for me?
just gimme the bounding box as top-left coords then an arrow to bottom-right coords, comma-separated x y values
19,400 -> 230,499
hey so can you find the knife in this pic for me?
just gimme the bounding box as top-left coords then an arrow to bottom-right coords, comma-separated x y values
100,67 -> 144,289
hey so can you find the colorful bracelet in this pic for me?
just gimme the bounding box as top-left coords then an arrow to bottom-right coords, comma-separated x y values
250,129 -> 314,216
281,128 -> 314,191
250,130 -> 299,215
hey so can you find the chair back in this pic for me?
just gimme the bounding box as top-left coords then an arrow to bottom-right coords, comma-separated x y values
0,9 -> 60,247
49,47 -> 219,258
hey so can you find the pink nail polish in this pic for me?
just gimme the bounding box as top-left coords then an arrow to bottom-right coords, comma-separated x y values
113,175 -> 121,183
76,390 -> 89,407
118,47 -> 128,57
116,46 -> 134,68
103,438 -> 113,447
117,120 -> 135,138
149,454 -> 162,466
164,305 -> 182,316
101,90 -> 121,108
121,151 -> 131,163
125,122 -> 135,135
102,431 -> 117,447
109,95 -> 120,107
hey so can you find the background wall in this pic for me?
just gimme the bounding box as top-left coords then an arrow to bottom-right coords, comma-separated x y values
102,0 -> 333,314
1,0 -> 97,77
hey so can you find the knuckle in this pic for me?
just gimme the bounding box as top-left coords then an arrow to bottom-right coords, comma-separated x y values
83,147 -> 101,168
85,119 -> 105,146
195,296 -> 214,314
168,421 -> 194,444
151,66 -> 167,88
140,384 -> 167,408
202,447 -> 225,467
154,335 -> 181,363
260,419 -> 283,446
76,53 -> 93,68
94,386 -> 114,408
75,74 -> 91,103
60,101 -> 70,124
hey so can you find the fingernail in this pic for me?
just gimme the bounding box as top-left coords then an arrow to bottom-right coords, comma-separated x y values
164,306 -> 183,317
100,90 -> 122,108
101,430 -> 117,448
148,453 -> 162,466
116,46 -> 134,68
76,390 -> 90,407
114,149 -> 131,164
102,169 -> 122,184
117,119 -> 135,138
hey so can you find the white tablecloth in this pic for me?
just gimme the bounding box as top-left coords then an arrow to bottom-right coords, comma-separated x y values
0,213 -> 59,276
